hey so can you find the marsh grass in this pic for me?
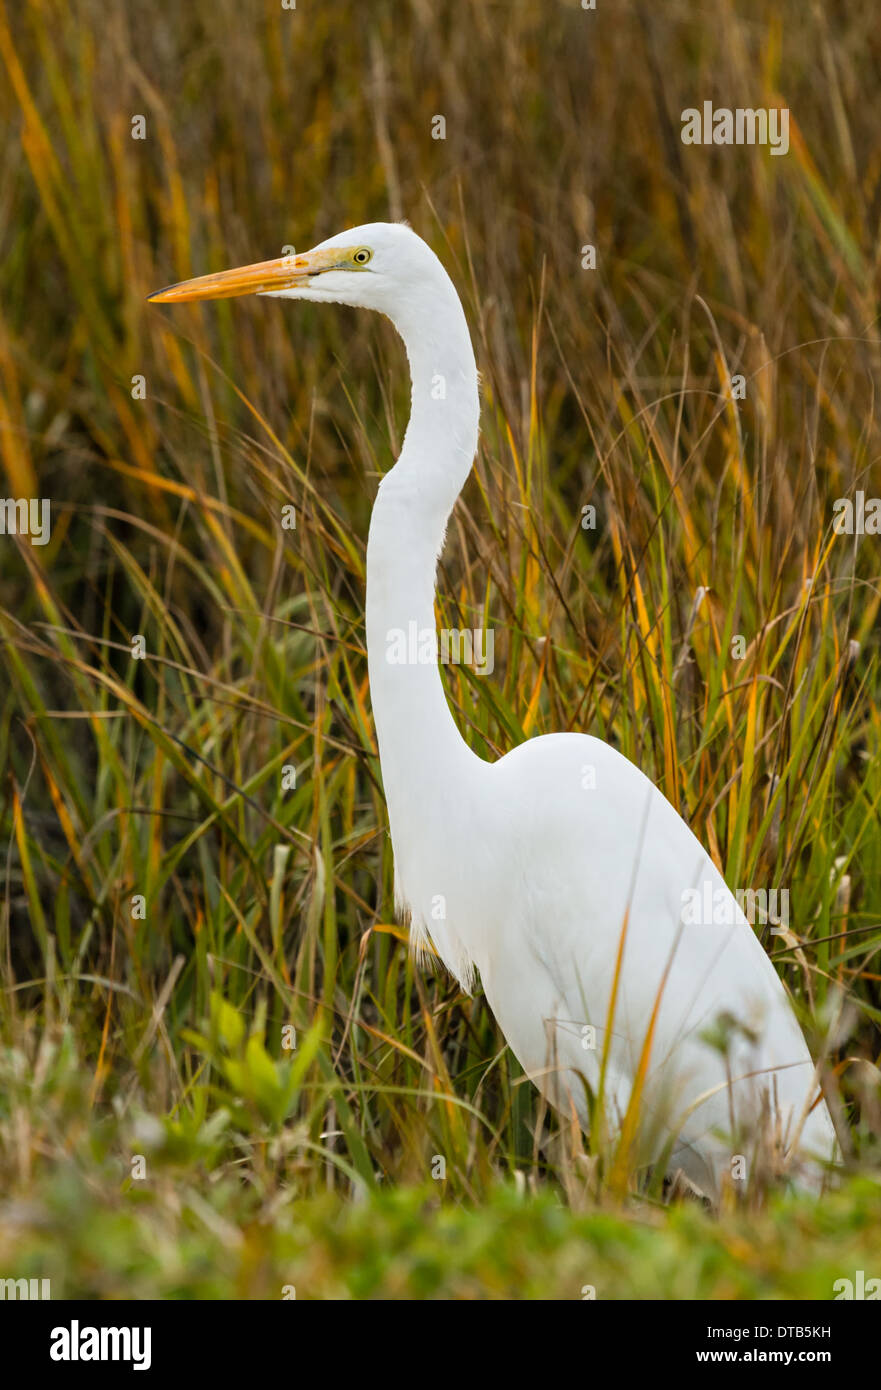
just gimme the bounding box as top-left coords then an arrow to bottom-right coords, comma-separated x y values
0,0 -> 880,1295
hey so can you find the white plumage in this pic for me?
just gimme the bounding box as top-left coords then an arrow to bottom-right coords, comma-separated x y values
150,220 -> 837,1194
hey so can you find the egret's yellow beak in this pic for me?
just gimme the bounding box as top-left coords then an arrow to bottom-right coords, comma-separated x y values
147,246 -> 351,303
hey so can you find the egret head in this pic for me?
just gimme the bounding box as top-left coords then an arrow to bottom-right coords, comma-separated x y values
147,221 -> 441,322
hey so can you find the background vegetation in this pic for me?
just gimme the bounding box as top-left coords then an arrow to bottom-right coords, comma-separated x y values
0,0 -> 879,1297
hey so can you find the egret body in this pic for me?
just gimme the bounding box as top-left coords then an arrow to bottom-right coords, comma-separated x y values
150,222 -> 836,1193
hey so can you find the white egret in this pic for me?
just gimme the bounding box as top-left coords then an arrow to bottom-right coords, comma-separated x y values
149,222 -> 837,1195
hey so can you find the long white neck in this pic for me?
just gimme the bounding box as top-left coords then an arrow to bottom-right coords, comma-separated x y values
366,267 -> 482,854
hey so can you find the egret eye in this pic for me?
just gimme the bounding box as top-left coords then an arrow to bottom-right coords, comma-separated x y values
352,248 -> 372,265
